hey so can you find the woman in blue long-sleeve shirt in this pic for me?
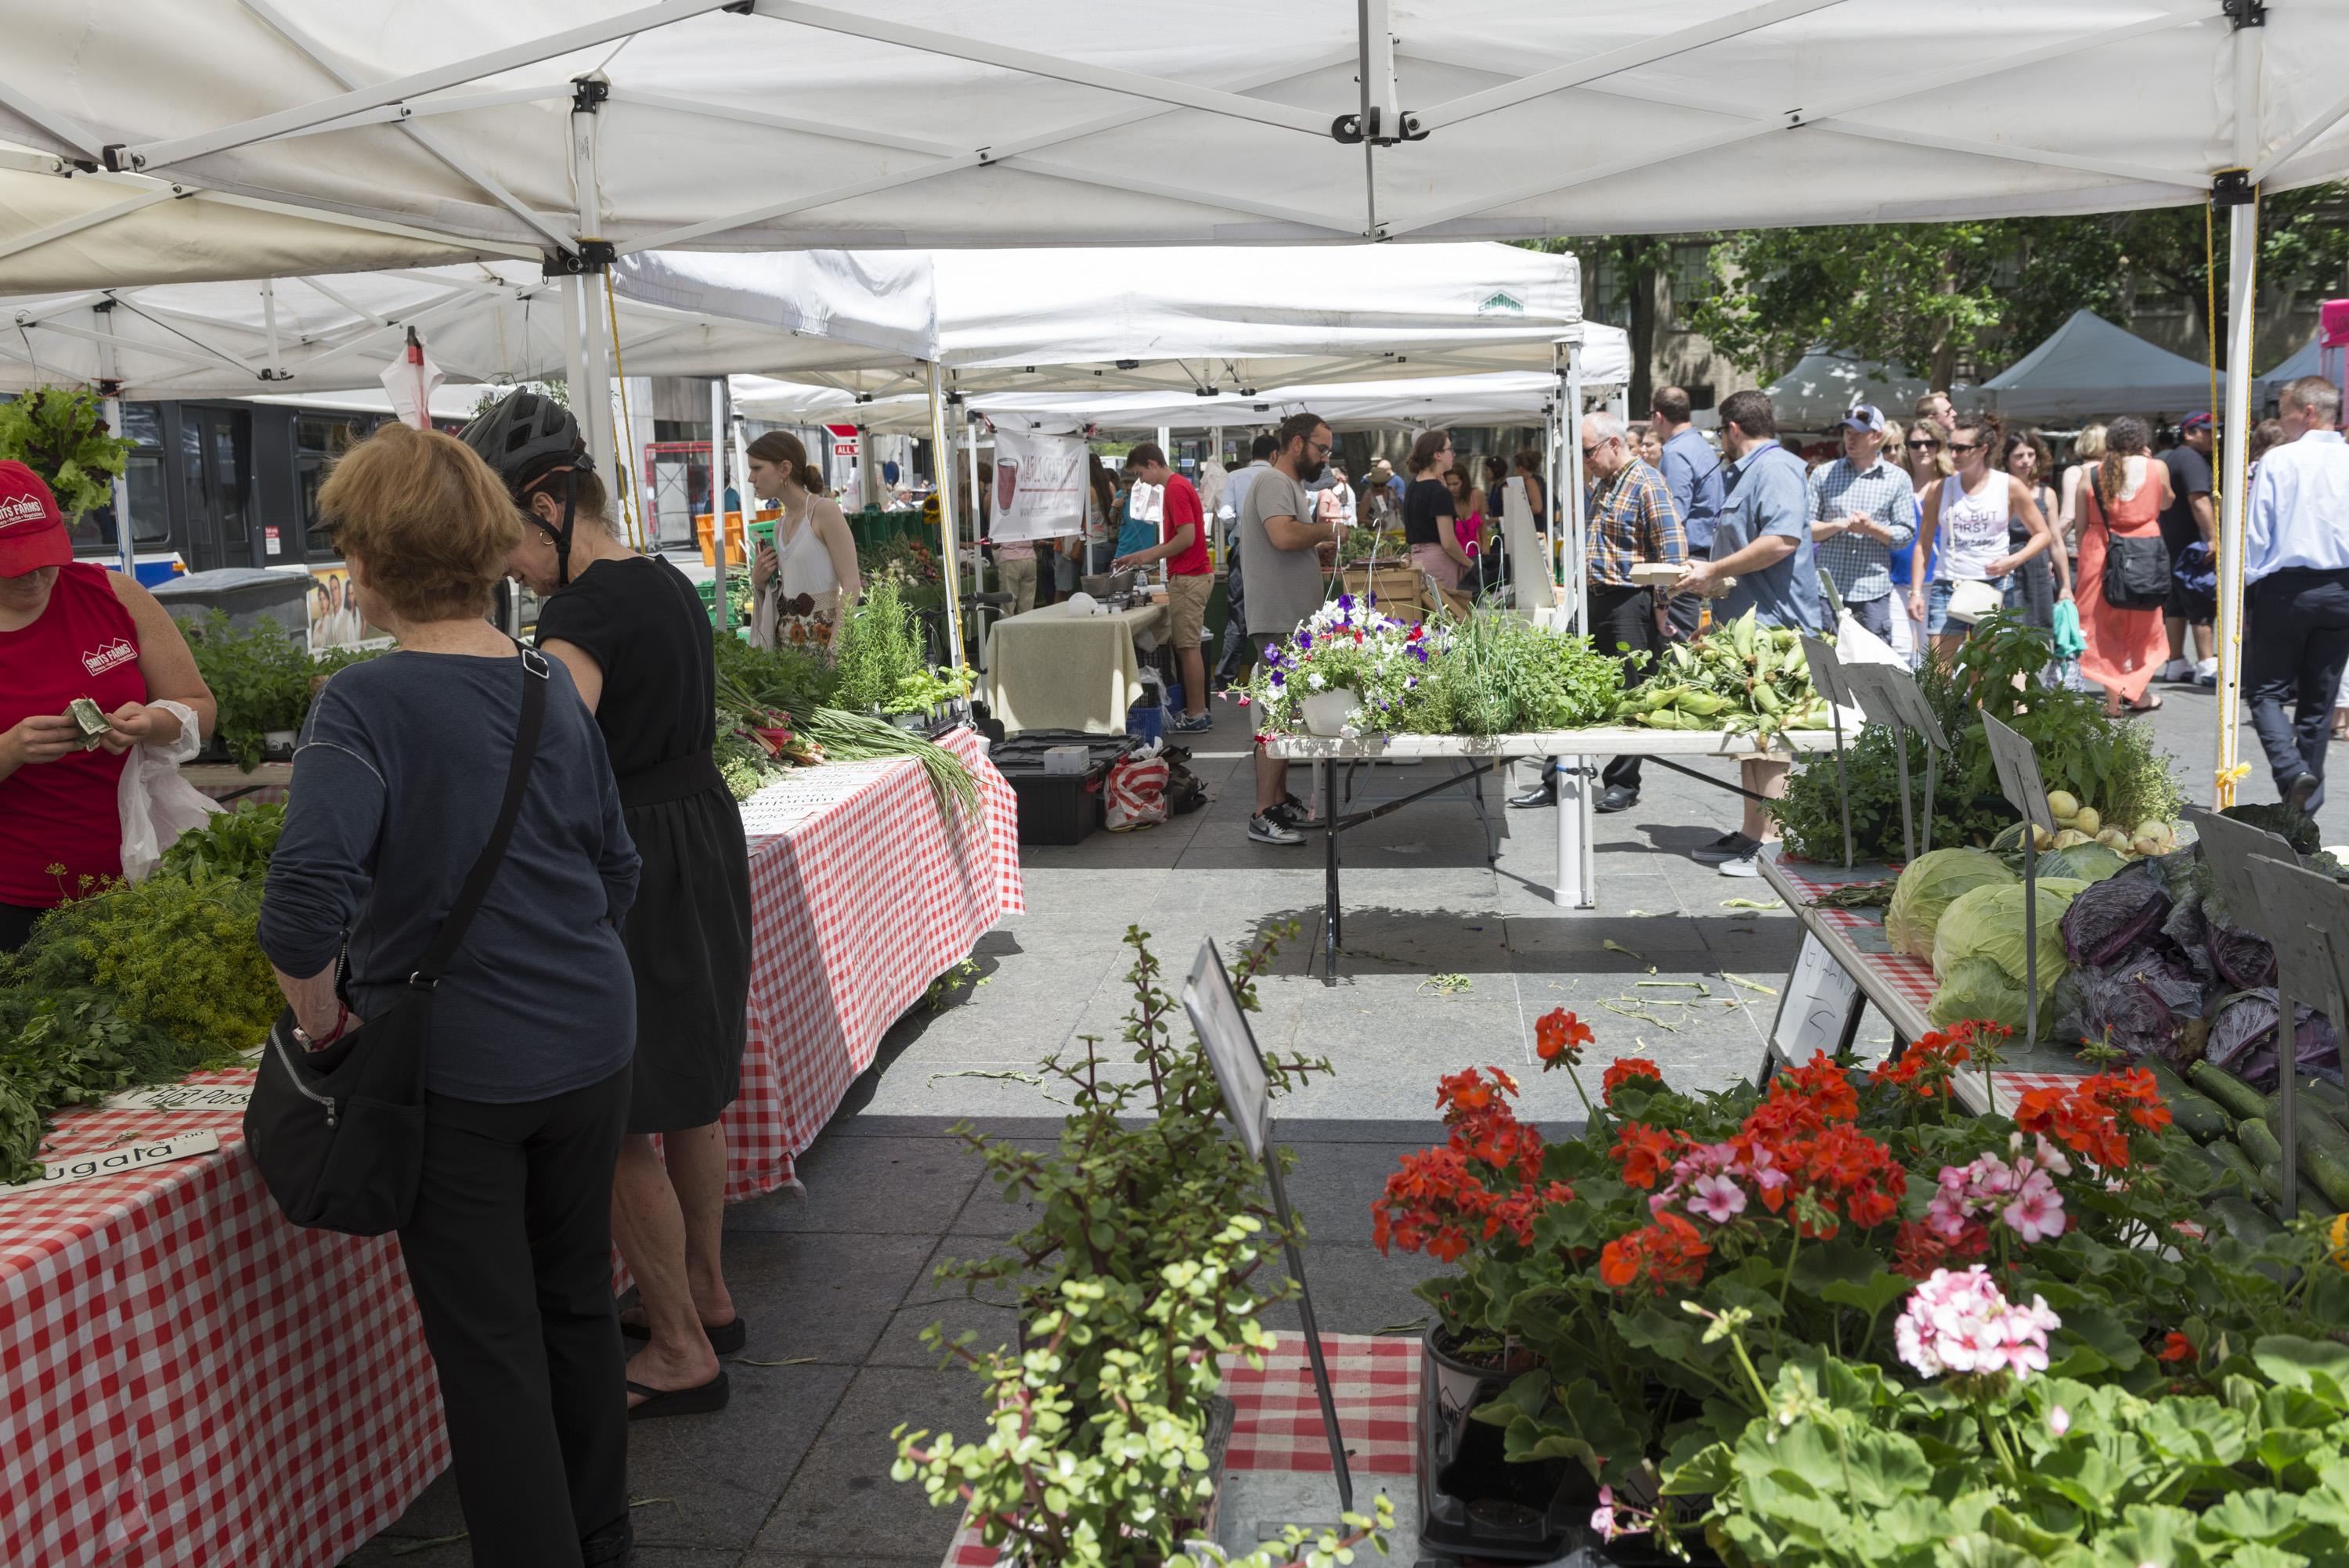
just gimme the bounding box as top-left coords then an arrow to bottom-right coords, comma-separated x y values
260,424 -> 641,1568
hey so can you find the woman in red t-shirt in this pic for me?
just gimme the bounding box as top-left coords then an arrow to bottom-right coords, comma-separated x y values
0,463 -> 215,949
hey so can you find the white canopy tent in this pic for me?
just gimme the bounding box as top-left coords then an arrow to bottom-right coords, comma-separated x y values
8,4 -> 2349,815
1979,308 -> 2218,424
1762,351 -> 1932,431
6,3 -> 2349,252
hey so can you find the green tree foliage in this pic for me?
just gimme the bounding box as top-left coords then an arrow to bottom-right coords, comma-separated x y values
1680,184 -> 2349,385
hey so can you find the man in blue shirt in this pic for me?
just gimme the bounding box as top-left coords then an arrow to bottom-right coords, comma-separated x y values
2243,374 -> 2349,813
1672,388 -> 1821,877
1651,385 -> 1723,641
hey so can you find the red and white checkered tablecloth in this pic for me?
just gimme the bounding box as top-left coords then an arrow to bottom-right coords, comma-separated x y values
0,1072 -> 447,1568
941,1332 -> 1418,1566
723,730 -> 1023,1198
2,734 -> 1019,1564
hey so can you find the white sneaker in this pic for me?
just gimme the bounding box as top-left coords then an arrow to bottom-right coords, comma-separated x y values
1718,852 -> 1762,878
2159,659 -> 2189,683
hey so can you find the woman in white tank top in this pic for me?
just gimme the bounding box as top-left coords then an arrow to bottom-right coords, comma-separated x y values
746,431 -> 863,653
1911,413 -> 2055,659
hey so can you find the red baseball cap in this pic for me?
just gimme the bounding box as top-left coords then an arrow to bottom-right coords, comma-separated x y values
0,461 -> 71,577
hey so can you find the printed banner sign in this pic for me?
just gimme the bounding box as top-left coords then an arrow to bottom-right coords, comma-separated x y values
0,1130 -> 221,1195
988,428 -> 1088,543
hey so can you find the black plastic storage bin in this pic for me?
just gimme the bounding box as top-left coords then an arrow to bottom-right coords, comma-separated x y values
991,731 -> 1135,845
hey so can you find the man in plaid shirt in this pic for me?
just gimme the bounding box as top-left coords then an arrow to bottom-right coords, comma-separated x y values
1583,412 -> 1685,811
1807,404 -> 1918,641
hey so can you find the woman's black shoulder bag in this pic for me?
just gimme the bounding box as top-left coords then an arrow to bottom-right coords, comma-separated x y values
243,648 -> 550,1236
2095,483 -> 2172,611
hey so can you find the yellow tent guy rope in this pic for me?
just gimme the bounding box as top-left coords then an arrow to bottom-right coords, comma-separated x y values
602,272 -> 647,550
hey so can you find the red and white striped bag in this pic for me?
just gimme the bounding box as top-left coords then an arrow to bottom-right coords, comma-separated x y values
1104,750 -> 1171,831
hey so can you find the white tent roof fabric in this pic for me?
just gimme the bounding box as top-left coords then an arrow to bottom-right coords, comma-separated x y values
1979,308 -> 2217,423
0,150 -> 527,294
1762,351 -> 1932,431
5,4 -> 2349,267
0,254 -> 940,398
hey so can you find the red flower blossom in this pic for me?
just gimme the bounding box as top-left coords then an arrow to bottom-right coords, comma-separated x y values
1600,1058 -> 1665,1105
1611,1123 -> 1684,1191
1373,1069 -> 1574,1263
1535,1008 -> 1595,1068
2157,1331 -> 2195,1364
1597,1213 -> 1712,1295
1870,1028 -> 1975,1099
2015,1069 -> 2170,1170
1891,1217 -> 1990,1280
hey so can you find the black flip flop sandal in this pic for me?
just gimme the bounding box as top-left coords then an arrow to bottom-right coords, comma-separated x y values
626,1370 -> 731,1422
622,1314 -> 749,1354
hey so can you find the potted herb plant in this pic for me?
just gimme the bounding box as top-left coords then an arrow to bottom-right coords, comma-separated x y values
895,925 -> 1392,1566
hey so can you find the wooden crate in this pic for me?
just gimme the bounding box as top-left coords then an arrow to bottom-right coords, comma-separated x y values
1341,563 -> 1430,622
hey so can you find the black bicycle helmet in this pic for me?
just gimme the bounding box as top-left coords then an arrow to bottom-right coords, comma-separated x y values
458,389 -> 595,586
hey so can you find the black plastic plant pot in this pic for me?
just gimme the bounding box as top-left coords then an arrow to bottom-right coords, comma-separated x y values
1417,1325 -> 1576,1562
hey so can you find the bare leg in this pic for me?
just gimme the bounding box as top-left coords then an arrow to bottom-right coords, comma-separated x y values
611,1134 -> 720,1400
2193,622 -> 2215,664
1743,759 -> 1788,845
2164,615 -> 2187,667
1256,749 -> 1290,813
1177,644 -> 1208,720
662,1122 -> 735,1329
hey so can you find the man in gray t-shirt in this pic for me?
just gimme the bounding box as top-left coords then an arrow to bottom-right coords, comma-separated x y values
1237,413 -> 1338,845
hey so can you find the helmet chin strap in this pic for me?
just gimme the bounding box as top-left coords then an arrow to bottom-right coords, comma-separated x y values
528,469 -> 582,589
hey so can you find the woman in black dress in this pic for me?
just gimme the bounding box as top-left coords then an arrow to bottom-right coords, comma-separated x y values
464,391 -> 753,1420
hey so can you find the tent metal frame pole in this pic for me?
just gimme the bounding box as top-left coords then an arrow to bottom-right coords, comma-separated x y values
746,2 -> 1328,137
2214,20 -> 2263,807
571,99 -> 617,487
926,361 -> 964,667
116,0 -> 741,172
561,274 -> 587,429
710,376 -> 734,633
96,305 -> 135,578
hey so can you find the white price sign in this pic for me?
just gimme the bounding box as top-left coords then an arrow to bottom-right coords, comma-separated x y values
1,1130 -> 222,1195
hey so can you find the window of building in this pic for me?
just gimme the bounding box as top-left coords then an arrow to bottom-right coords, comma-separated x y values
297,413 -> 378,559
1586,254 -> 1633,329
70,402 -> 168,553
1663,243 -> 1715,330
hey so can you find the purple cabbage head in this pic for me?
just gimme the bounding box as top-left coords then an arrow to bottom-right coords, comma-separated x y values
2206,919 -> 2278,989
2206,989 -> 2340,1089
2059,863 -> 2171,968
2053,955 -> 2204,1062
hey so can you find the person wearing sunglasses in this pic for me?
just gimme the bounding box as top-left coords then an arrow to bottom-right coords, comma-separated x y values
1910,412 -> 2056,660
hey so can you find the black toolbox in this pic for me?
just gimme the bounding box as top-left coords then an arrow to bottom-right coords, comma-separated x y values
990,731 -> 1135,845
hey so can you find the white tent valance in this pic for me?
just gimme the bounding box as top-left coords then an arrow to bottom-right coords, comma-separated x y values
0,254 -> 934,398
1979,308 -> 2217,424
5,4 -> 2349,260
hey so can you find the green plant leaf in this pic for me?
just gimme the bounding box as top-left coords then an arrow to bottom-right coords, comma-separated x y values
2253,1336 -> 2349,1411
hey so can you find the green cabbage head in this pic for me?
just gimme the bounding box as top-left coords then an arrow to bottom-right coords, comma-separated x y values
1885,848 -> 2016,960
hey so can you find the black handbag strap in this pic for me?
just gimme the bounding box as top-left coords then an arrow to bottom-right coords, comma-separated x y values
413,647 -> 550,986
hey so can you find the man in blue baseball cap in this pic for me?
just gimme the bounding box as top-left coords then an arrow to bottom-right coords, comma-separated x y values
1807,403 -> 1918,644
2158,411 -> 2217,685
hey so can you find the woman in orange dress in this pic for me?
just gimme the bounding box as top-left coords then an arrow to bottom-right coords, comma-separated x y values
2076,416 -> 2175,717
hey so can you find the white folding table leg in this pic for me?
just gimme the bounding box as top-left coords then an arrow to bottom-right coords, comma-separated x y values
1553,753 -> 1597,909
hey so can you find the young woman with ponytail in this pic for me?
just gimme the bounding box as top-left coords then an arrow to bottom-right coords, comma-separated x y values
2074,415 -> 2175,717
745,431 -> 863,652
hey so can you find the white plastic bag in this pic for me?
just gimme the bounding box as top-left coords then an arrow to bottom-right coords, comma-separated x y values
118,699 -> 222,883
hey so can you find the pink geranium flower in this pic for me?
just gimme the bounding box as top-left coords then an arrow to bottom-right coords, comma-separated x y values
2001,1169 -> 2066,1244
1687,1173 -> 1747,1224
